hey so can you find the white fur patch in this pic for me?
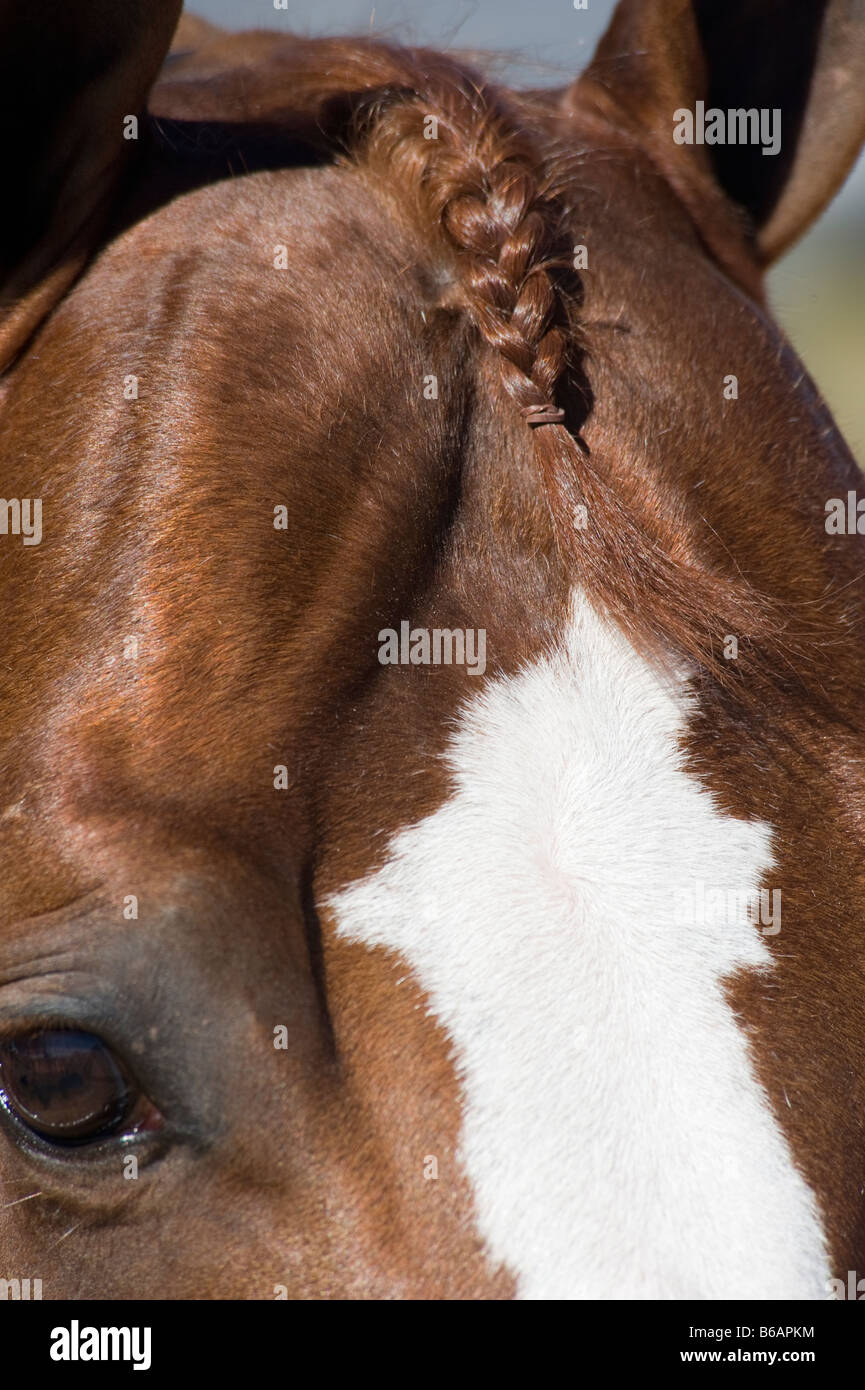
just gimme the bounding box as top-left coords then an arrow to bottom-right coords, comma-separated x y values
328,595 -> 829,1299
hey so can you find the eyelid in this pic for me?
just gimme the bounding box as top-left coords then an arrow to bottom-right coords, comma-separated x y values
0,990 -> 121,1045
0,1000 -> 149,1098
0,989 -> 160,1086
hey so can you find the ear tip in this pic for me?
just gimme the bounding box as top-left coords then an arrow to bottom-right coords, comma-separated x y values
566,0 -> 865,271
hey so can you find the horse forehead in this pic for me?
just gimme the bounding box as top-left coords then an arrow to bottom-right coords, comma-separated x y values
0,169 -> 461,795
143,163 -> 442,316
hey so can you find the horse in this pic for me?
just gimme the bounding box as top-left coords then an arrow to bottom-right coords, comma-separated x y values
1,0 -> 865,1300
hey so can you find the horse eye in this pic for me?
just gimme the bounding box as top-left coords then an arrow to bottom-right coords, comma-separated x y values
0,1028 -> 149,1146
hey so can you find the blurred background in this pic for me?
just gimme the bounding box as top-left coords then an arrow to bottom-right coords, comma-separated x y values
185,0 -> 865,466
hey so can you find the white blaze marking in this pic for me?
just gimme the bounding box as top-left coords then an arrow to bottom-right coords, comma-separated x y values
328,595 -> 829,1298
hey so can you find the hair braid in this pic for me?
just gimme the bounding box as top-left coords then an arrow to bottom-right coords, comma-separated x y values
225,37 -> 579,435
253,37 -> 806,702
357,57 -> 576,423
340,48 -> 792,692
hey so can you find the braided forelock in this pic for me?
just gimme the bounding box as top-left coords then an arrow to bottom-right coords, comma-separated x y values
274,38 -> 834,717
357,61 -> 575,419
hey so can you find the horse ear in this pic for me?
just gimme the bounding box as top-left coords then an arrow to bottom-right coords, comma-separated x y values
568,0 -> 865,269
0,0 -> 182,370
